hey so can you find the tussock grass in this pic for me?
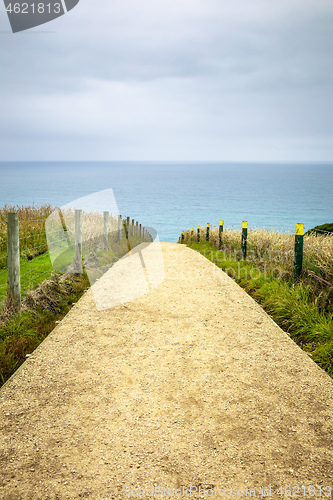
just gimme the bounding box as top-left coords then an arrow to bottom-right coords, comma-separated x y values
0,271 -> 89,386
0,204 -> 53,263
0,204 -> 55,305
184,226 -> 333,283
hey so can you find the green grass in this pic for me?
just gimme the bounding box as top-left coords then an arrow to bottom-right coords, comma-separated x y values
0,272 -> 90,387
306,222 -> 333,235
0,252 -> 54,302
186,241 -> 333,378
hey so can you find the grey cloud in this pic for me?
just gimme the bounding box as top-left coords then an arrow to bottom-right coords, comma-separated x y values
0,0 -> 332,160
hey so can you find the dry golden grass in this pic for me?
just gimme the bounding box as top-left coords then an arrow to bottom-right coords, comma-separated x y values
0,205 -> 126,254
184,225 -> 333,281
0,204 -> 54,262
1,204 -> 142,268
303,233 -> 333,281
46,209 -> 133,255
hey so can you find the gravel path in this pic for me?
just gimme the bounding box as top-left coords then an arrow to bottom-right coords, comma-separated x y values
1,243 -> 333,500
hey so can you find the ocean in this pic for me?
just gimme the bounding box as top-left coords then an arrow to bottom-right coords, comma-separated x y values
0,161 -> 332,242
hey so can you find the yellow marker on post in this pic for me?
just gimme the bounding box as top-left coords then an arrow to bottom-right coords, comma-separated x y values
206,223 -> 210,242
241,221 -> 248,260
296,223 -> 304,236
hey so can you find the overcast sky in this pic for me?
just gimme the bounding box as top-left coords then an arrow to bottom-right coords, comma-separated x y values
1,0 -> 333,161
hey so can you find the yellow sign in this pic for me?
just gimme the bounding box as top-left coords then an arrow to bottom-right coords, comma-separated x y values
296,223 -> 304,235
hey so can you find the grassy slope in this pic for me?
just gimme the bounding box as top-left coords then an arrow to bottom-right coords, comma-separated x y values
0,204 -> 154,386
187,241 -> 333,378
0,253 -> 53,300
306,222 -> 333,235
0,272 -> 90,386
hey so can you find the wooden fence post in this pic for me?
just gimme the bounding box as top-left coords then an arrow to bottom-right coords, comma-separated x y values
139,224 -> 142,238
109,213 -> 113,235
7,213 -> 21,313
123,221 -> 131,253
74,209 -> 83,273
241,221 -> 248,260
132,219 -> 135,237
206,223 -> 210,242
293,223 -> 304,283
219,220 -> 224,250
118,215 -> 122,243
197,225 -> 200,243
103,211 -> 109,250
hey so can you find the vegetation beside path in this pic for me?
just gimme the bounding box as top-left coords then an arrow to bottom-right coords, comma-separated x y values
0,271 -> 89,387
0,204 -> 148,387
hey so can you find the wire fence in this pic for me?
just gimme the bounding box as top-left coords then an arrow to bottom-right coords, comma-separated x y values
1,209 -> 153,312
19,218 -> 52,294
0,217 -> 51,303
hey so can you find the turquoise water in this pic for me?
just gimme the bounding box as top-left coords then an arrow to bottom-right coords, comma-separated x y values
0,162 -> 332,241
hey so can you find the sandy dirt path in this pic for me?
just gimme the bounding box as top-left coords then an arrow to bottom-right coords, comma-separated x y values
0,243 -> 333,500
